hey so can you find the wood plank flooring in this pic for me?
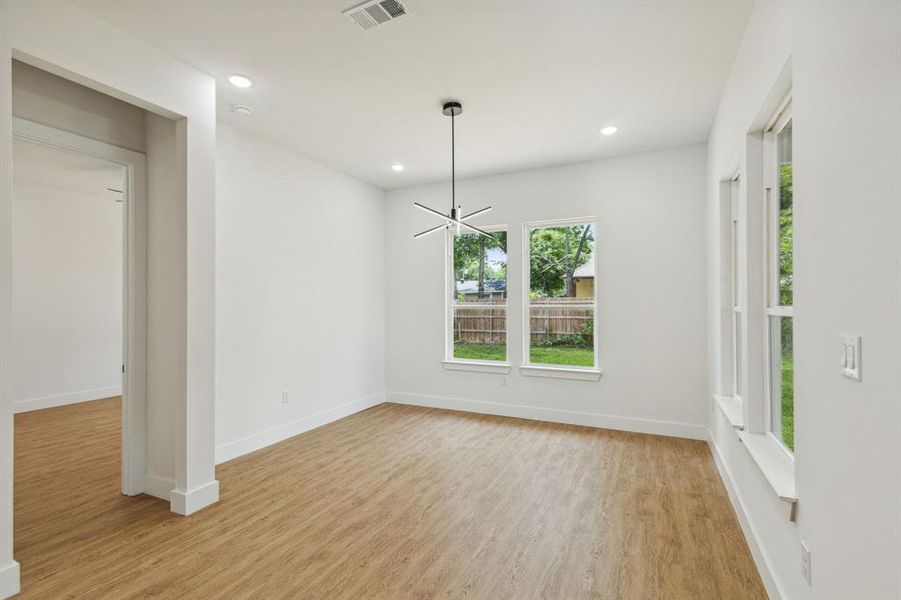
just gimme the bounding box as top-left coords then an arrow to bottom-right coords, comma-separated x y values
14,397 -> 766,599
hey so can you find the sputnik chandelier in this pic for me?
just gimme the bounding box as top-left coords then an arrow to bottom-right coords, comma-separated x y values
412,101 -> 493,239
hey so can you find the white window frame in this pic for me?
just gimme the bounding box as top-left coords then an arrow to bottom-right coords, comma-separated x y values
762,99 -> 794,457
730,171 -> 744,402
520,217 -> 601,380
443,223 -> 511,373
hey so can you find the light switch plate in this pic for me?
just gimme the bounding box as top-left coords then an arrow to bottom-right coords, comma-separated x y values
840,335 -> 861,380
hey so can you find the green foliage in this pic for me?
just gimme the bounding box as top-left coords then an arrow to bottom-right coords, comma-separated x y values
453,343 -> 506,362
782,355 -> 794,451
779,163 -> 793,306
452,343 -> 594,367
453,231 -> 507,298
537,334 -> 588,348
530,346 -> 594,367
529,225 -> 594,297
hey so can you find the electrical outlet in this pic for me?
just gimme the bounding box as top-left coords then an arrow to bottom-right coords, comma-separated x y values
840,335 -> 861,380
800,541 -> 811,585
281,390 -> 289,405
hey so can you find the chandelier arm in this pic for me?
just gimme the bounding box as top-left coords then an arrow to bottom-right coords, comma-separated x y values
413,202 -> 454,221
459,206 -> 492,220
453,218 -> 493,238
413,222 -> 449,239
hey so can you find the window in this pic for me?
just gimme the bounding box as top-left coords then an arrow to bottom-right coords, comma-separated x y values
524,220 -> 597,369
730,173 -> 743,399
765,103 -> 794,452
448,226 -> 507,362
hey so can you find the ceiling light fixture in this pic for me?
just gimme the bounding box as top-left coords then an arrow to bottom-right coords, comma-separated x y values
600,125 -> 619,136
227,74 -> 254,89
392,164 -> 405,172
412,101 -> 492,240
230,105 -> 253,116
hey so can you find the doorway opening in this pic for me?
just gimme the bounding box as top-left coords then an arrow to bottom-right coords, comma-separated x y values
11,119 -> 147,502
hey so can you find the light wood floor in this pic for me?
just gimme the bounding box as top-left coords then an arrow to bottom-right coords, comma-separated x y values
14,397 -> 765,599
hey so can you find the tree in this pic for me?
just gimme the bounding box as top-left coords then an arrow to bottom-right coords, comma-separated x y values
453,231 -> 507,299
529,225 -> 594,297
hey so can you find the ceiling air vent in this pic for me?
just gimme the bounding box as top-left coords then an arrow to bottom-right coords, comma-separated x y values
343,0 -> 408,30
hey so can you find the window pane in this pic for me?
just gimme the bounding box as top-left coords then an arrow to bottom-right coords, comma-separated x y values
778,121 -> 793,306
451,230 -> 507,361
528,223 -> 595,367
769,315 -> 794,451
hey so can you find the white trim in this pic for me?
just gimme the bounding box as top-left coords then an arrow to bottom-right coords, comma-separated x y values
737,430 -> 797,503
13,386 -> 122,414
215,392 -> 385,464
519,365 -> 601,381
522,217 -> 599,371
707,435 -> 784,600
143,473 -> 175,502
442,360 -> 511,374
12,118 -> 147,497
388,391 -> 706,440
445,223 -> 509,364
713,394 -> 744,429
170,480 -> 219,516
0,561 -> 19,600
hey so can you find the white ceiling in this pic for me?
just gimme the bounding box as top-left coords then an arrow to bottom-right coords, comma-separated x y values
73,0 -> 752,190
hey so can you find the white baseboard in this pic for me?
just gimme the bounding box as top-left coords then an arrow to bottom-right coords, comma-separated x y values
14,385 -> 122,414
170,480 -> 220,516
215,392 -> 386,464
707,433 -> 783,600
143,473 -> 175,502
387,391 -> 707,440
0,561 -> 20,600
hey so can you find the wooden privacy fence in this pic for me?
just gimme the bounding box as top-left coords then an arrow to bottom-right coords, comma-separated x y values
452,298 -> 593,344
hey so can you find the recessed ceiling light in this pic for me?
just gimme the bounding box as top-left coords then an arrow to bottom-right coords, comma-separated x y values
392,164 -> 405,172
227,74 -> 254,89
230,105 -> 253,116
600,125 -> 619,136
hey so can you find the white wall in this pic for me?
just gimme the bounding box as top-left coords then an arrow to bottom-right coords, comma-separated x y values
143,112 -> 182,486
12,60 -> 145,153
385,145 -> 708,437
706,2 -> 901,599
1,3 -> 219,589
214,122 -> 386,462
12,141 -> 123,412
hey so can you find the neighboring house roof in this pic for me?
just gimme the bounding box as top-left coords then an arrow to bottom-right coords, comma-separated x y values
572,257 -> 595,279
456,280 -> 507,294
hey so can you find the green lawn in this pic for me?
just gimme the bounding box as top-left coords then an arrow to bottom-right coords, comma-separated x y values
781,356 -> 794,451
453,343 -> 506,362
453,343 -> 594,368
530,346 -> 594,367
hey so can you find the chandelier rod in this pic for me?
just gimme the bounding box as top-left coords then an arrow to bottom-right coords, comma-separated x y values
451,108 -> 455,214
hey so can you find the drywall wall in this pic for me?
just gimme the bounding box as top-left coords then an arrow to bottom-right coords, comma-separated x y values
12,60 -> 145,152
143,111 -> 182,489
706,2 -> 901,599
214,122 -> 386,462
1,3 -> 219,590
385,145 -> 708,437
11,139 -> 123,412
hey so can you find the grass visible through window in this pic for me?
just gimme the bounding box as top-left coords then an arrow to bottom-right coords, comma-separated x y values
453,343 -> 594,367
782,356 -> 794,451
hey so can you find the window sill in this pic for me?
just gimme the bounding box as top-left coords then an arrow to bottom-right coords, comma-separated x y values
737,430 -> 797,504
442,360 -> 511,375
713,394 -> 744,429
519,365 -> 602,381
